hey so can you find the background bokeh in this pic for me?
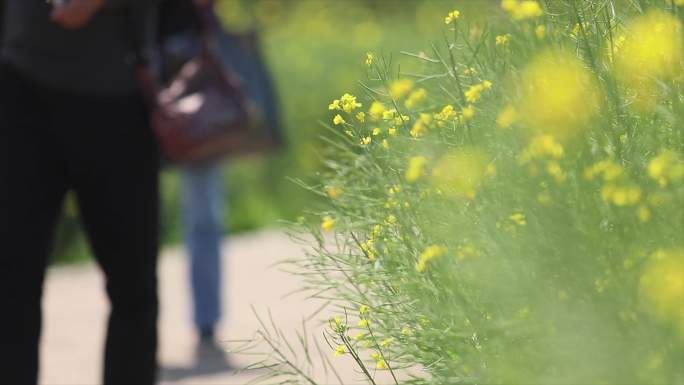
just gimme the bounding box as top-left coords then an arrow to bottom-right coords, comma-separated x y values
53,0 -> 493,263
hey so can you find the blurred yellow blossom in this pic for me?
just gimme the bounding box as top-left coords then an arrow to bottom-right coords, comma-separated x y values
457,241 -> 481,260
602,184 -> 642,206
638,206 -> 652,223
519,134 -> 565,163
648,150 -> 684,187
640,249 -> 684,337
496,105 -> 518,128
415,245 -> 447,272
546,161 -> 566,184
509,212 -> 527,226
518,51 -> 602,140
461,105 -> 475,120
465,83 -> 485,103
434,105 -> 457,126
584,159 -> 624,182
431,148 -> 492,199
355,112 -> 365,122
326,186 -> 341,199
444,9 -> 460,25
502,0 -> 543,20
496,34 -> 511,46
614,11 -> 683,110
365,52 -> 374,67
405,88 -> 428,108
368,101 -> 387,120
406,156 -> 428,182
333,114 -> 345,125
385,214 -> 397,225
410,120 -> 428,138
360,136 -> 372,146
321,216 -> 336,231
334,345 -> 346,356
372,127 -> 382,136
389,79 -> 414,100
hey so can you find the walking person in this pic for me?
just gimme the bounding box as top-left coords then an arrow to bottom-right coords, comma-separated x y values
0,0 -> 161,384
183,164 -> 227,358
157,0 -> 229,364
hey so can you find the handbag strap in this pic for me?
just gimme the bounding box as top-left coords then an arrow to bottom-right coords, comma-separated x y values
122,5 -> 159,108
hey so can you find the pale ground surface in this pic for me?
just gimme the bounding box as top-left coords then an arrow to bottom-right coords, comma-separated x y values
38,230 -> 388,385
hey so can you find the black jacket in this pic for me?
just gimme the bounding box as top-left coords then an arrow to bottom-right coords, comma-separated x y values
0,0 -> 160,95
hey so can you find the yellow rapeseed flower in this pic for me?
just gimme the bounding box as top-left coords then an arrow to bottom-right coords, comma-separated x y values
355,112 -> 365,122
518,50 -> 602,140
326,186 -> 341,199
638,205 -> 652,223
601,184 -> 642,206
509,212 -> 527,226
496,34 -> 511,46
461,105 -> 475,120
648,150 -> 684,187
360,136 -> 372,146
334,345 -> 346,356
389,79 -> 414,100
640,249 -> 684,338
368,101 -> 387,121
415,245 -> 447,272
502,0 -> 543,20
496,105 -> 518,128
329,93 -> 362,113
365,52 -> 374,67
406,156 -> 428,183
444,9 -> 460,25
519,134 -> 565,163
340,93 -> 362,113
434,105 -> 457,127
465,83 -> 485,103
432,148 -> 492,200
584,159 -> 624,182
333,114 -> 345,125
405,88 -> 428,108
614,11 -> 683,110
321,216 -> 336,231
410,120 -> 428,138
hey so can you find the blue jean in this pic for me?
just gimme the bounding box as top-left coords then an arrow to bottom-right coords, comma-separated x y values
182,164 -> 224,335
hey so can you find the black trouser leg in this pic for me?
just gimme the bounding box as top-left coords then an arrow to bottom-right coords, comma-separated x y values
0,66 -> 68,385
50,90 -> 160,385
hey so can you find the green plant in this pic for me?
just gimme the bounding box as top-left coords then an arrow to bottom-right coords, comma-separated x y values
246,1 -> 684,383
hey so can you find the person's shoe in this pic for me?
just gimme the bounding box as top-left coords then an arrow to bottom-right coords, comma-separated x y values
194,336 -> 234,374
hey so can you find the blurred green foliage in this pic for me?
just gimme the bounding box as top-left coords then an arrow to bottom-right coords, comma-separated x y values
52,0 -> 479,264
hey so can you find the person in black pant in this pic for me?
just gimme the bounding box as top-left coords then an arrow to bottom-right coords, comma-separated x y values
0,0 -> 160,384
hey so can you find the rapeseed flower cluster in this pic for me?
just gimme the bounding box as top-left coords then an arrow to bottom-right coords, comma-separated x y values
260,2 -> 684,384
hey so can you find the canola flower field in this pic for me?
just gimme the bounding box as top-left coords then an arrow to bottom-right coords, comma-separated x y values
248,0 -> 684,384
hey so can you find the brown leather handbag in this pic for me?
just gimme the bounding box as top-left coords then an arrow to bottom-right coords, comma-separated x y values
129,1 -> 255,164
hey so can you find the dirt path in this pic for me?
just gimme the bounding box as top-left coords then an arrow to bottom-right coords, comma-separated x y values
39,230 -> 374,385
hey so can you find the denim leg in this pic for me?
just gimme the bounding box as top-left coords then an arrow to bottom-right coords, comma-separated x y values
182,164 -> 225,334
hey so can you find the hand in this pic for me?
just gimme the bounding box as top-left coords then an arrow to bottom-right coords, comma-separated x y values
51,0 -> 106,30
